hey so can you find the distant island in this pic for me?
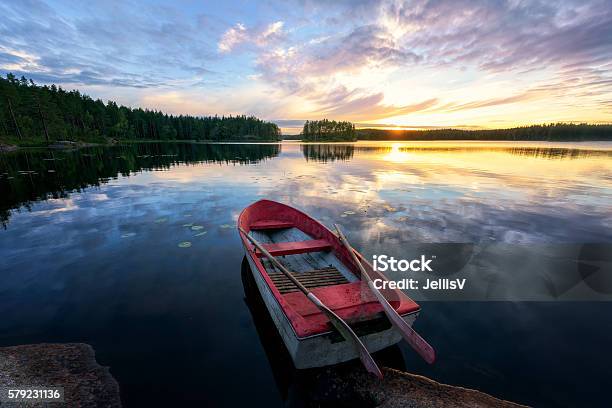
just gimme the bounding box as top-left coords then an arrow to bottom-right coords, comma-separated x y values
0,74 -> 281,147
301,119 -> 357,142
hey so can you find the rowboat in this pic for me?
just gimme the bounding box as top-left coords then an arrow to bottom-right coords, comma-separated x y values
238,200 -> 433,372
240,258 -> 408,403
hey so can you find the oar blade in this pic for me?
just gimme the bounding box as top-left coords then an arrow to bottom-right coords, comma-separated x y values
405,327 -> 436,364
367,281 -> 436,364
334,224 -> 436,365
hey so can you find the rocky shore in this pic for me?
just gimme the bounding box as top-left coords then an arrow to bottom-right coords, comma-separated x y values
311,365 -> 529,408
0,343 -> 121,407
0,144 -> 17,152
0,343 -> 527,407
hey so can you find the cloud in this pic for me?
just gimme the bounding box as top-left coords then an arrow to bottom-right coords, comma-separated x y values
249,0 -> 612,122
352,123 -> 486,130
260,21 -> 285,43
1,0 -> 610,125
218,21 -> 285,53
439,91 -> 546,113
253,24 -> 423,118
321,95 -> 439,120
383,0 -> 612,73
0,46 -> 47,73
218,23 -> 248,53
273,119 -> 306,127
256,24 -> 418,88
0,0 -> 217,88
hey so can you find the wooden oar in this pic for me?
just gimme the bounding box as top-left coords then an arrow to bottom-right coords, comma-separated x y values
239,227 -> 383,379
334,224 -> 436,364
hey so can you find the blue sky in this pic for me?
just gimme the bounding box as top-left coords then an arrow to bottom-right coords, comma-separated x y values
1,0 -> 611,133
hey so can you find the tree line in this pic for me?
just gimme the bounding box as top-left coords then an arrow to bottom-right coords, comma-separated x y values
356,124 -> 612,141
296,121 -> 610,141
301,119 -> 356,141
0,73 -> 281,145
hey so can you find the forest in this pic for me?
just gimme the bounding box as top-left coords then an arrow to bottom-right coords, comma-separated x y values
301,119 -> 357,141
0,74 -> 281,145
2,73 -> 610,145
356,124 -> 612,141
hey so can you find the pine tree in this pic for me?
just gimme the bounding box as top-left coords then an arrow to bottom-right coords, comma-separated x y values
0,73 -> 283,144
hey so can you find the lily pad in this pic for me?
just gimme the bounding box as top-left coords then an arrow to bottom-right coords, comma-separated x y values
343,210 -> 355,215
191,225 -> 204,231
178,241 -> 192,248
182,223 -> 194,227
194,231 -> 208,237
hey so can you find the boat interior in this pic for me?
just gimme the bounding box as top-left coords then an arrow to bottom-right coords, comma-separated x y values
248,222 -> 394,336
242,207 -> 420,337
250,225 -> 359,294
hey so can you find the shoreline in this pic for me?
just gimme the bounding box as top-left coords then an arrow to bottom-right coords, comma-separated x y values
0,342 -> 528,407
0,343 -> 121,407
317,365 -> 529,407
2,138 -> 612,153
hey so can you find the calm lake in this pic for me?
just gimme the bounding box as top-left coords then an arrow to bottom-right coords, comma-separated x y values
1,141 -> 611,407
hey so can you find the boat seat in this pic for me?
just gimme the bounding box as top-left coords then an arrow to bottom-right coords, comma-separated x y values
250,220 -> 294,230
255,239 -> 332,257
283,282 -> 420,338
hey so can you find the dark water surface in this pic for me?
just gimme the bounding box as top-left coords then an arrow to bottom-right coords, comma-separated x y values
1,141 -> 611,407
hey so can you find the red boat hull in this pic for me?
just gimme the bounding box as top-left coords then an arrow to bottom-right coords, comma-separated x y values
238,199 -> 420,339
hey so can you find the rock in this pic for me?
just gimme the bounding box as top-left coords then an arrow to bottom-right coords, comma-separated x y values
0,144 -> 18,152
0,343 -> 121,407
306,366 -> 528,408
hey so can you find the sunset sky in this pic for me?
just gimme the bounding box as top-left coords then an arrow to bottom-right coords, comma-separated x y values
1,0 -> 611,133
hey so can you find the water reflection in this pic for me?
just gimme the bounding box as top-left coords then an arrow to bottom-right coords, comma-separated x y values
300,142 -> 612,163
0,143 -> 280,225
369,144 -> 612,158
1,141 -> 610,243
302,144 -> 355,162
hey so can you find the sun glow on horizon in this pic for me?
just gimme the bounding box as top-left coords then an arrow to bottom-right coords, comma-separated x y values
0,1 -> 610,129
382,143 -> 418,163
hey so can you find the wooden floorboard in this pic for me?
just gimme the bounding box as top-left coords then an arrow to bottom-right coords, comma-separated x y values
267,265 -> 349,294
254,227 -> 358,295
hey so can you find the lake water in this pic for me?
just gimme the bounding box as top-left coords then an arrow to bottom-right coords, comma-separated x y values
1,141 -> 611,407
